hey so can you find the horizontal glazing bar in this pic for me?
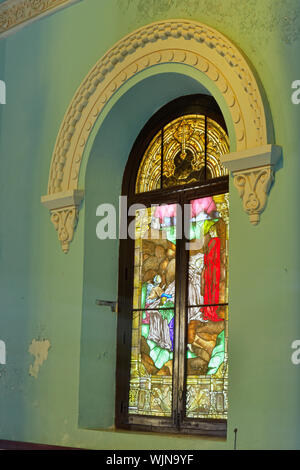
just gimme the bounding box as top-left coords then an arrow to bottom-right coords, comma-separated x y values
187,303 -> 228,308
132,307 -> 175,311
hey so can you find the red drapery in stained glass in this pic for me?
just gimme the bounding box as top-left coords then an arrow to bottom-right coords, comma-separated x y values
202,237 -> 222,322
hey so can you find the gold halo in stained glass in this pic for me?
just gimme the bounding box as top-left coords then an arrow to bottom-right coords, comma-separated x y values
136,115 -> 229,193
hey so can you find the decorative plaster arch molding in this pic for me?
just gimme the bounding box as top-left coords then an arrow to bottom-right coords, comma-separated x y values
41,19 -> 281,252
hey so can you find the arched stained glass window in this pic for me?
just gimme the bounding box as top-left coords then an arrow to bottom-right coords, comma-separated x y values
116,95 -> 229,437
136,115 -> 229,193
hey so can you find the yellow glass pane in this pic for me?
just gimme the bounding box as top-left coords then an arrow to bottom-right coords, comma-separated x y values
185,192 -> 229,420
129,309 -> 174,417
188,193 -> 229,307
206,117 -> 230,180
186,306 -> 228,420
129,205 -> 177,417
163,115 -> 206,188
135,131 -> 161,193
135,115 -> 229,193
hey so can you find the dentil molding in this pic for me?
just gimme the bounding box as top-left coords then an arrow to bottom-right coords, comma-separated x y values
0,0 -> 81,37
40,19 -> 280,252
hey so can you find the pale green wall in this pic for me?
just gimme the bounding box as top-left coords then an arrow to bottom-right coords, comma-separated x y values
79,71 -> 212,431
0,0 -> 300,450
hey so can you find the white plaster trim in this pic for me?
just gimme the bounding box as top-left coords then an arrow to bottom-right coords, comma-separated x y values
221,145 -> 282,172
41,19 -> 278,251
46,19 -> 270,196
41,189 -> 84,210
0,0 -> 82,38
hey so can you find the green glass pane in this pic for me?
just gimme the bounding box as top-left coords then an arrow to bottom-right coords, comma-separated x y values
186,306 -> 228,420
129,309 -> 174,417
133,205 -> 177,309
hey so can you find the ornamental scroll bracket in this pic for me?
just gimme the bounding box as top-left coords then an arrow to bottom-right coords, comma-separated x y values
41,190 -> 84,253
221,145 -> 282,225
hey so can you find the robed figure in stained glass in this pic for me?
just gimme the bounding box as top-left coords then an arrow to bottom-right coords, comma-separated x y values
118,96 -> 229,433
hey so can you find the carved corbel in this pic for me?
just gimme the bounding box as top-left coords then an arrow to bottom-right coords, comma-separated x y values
221,145 -> 282,225
41,190 -> 84,253
233,166 -> 274,225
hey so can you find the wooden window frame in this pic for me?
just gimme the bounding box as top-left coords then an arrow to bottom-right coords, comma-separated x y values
115,95 -> 229,437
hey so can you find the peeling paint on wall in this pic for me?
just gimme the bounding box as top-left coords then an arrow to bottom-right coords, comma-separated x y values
0,340 -> 5,364
28,339 -> 50,378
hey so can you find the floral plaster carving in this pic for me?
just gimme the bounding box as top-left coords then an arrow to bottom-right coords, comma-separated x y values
234,168 -> 274,225
41,19 -> 279,251
50,207 -> 79,253
41,189 -> 83,253
222,144 -> 282,225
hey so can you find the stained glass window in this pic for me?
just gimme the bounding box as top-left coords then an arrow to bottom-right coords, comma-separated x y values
186,193 -> 229,420
136,115 -> 229,193
129,205 -> 177,417
116,95 -> 229,436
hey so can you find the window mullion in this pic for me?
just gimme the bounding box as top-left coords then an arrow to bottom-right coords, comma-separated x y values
161,126 -> 164,190
204,114 -> 207,181
172,195 -> 189,429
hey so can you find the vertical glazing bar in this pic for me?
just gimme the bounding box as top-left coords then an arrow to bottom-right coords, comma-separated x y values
161,127 -> 164,189
204,115 -> 207,181
175,195 -> 189,427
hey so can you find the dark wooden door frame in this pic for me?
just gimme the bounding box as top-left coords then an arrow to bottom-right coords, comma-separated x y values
115,94 -> 229,437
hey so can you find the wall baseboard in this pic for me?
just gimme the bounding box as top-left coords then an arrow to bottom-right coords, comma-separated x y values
0,439 -> 84,450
